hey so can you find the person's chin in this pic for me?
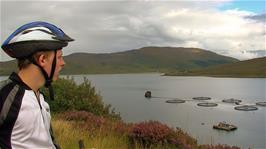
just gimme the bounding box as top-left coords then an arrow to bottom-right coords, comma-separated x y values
53,74 -> 59,81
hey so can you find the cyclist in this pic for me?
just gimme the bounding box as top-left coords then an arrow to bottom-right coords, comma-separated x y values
0,21 -> 74,149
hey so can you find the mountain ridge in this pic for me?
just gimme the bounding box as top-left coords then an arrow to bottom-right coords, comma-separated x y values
0,46 -> 240,75
62,46 -> 238,74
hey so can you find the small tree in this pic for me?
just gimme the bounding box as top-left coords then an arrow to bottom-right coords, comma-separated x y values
42,77 -> 120,120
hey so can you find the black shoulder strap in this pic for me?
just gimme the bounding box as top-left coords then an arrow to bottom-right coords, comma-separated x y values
0,79 -> 16,126
0,80 -> 24,148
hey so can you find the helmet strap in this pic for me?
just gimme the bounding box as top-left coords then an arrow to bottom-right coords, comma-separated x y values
28,50 -> 57,100
48,51 -> 57,101
49,51 -> 57,84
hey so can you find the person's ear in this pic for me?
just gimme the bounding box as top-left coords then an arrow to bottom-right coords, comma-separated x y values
38,54 -> 47,67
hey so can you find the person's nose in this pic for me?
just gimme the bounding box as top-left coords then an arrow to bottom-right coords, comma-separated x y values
61,58 -> 66,67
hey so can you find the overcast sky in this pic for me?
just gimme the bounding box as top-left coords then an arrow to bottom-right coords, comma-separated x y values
1,0 -> 265,61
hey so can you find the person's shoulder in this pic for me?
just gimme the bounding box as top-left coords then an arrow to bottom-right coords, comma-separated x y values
0,78 -> 14,91
0,77 -> 25,100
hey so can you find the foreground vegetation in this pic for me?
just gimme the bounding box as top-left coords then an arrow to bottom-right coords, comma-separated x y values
53,111 -> 240,149
45,78 -> 240,149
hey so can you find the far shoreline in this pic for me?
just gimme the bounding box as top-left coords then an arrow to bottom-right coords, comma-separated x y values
1,72 -> 266,79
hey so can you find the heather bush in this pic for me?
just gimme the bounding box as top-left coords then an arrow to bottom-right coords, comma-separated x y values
199,144 -> 241,149
129,121 -> 171,146
42,77 -> 120,119
58,111 -> 106,129
128,121 -> 198,148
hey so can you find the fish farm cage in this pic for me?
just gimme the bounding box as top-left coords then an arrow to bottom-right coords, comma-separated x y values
197,102 -> 218,107
144,91 -> 265,111
165,99 -> 186,103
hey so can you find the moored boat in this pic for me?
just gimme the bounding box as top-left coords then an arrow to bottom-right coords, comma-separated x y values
213,122 -> 237,131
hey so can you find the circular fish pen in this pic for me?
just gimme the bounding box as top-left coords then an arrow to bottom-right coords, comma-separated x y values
234,105 -> 258,111
165,99 -> 186,104
222,98 -> 242,104
256,102 -> 266,107
197,102 -> 218,107
193,97 -> 211,100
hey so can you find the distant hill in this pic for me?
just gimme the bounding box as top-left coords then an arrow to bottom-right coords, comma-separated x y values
62,47 -> 238,74
165,56 -> 266,78
0,46 -> 238,75
0,59 -> 17,76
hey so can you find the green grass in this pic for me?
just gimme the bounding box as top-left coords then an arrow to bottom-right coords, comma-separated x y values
52,119 -> 128,149
52,117 -> 177,149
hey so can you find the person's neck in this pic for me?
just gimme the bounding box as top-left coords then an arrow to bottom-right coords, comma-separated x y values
18,66 -> 45,93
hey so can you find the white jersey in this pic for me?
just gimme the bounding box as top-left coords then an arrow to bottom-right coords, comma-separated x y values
11,90 -> 55,149
0,72 -> 57,149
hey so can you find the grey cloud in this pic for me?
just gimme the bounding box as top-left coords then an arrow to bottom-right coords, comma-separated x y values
247,50 -> 266,57
1,1 -> 265,61
245,13 -> 266,23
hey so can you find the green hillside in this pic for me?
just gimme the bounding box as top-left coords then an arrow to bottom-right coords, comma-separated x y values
0,59 -> 18,76
166,57 -> 266,78
0,46 -> 238,75
62,47 -> 238,74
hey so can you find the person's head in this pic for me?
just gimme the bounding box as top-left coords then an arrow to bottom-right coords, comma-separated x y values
17,49 -> 65,81
1,21 -> 74,85
1,21 -> 74,100
36,50 -> 65,81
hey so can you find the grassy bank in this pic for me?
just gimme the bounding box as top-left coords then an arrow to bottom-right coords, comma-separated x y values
52,118 -> 128,149
52,111 -> 240,149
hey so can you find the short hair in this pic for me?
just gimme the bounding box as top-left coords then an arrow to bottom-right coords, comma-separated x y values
17,51 -> 52,70
17,58 -> 31,70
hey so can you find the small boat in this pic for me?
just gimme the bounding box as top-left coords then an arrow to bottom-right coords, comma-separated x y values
213,122 -> 237,131
144,91 -> 152,98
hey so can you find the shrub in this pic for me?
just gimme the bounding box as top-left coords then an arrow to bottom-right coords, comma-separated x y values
198,144 -> 241,149
128,121 -> 200,148
42,77 -> 120,119
128,121 -> 196,148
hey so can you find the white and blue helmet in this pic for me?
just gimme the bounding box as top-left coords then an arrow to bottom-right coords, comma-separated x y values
2,21 -> 74,58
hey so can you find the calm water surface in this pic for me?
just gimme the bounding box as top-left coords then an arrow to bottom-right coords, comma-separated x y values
1,74 -> 265,148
